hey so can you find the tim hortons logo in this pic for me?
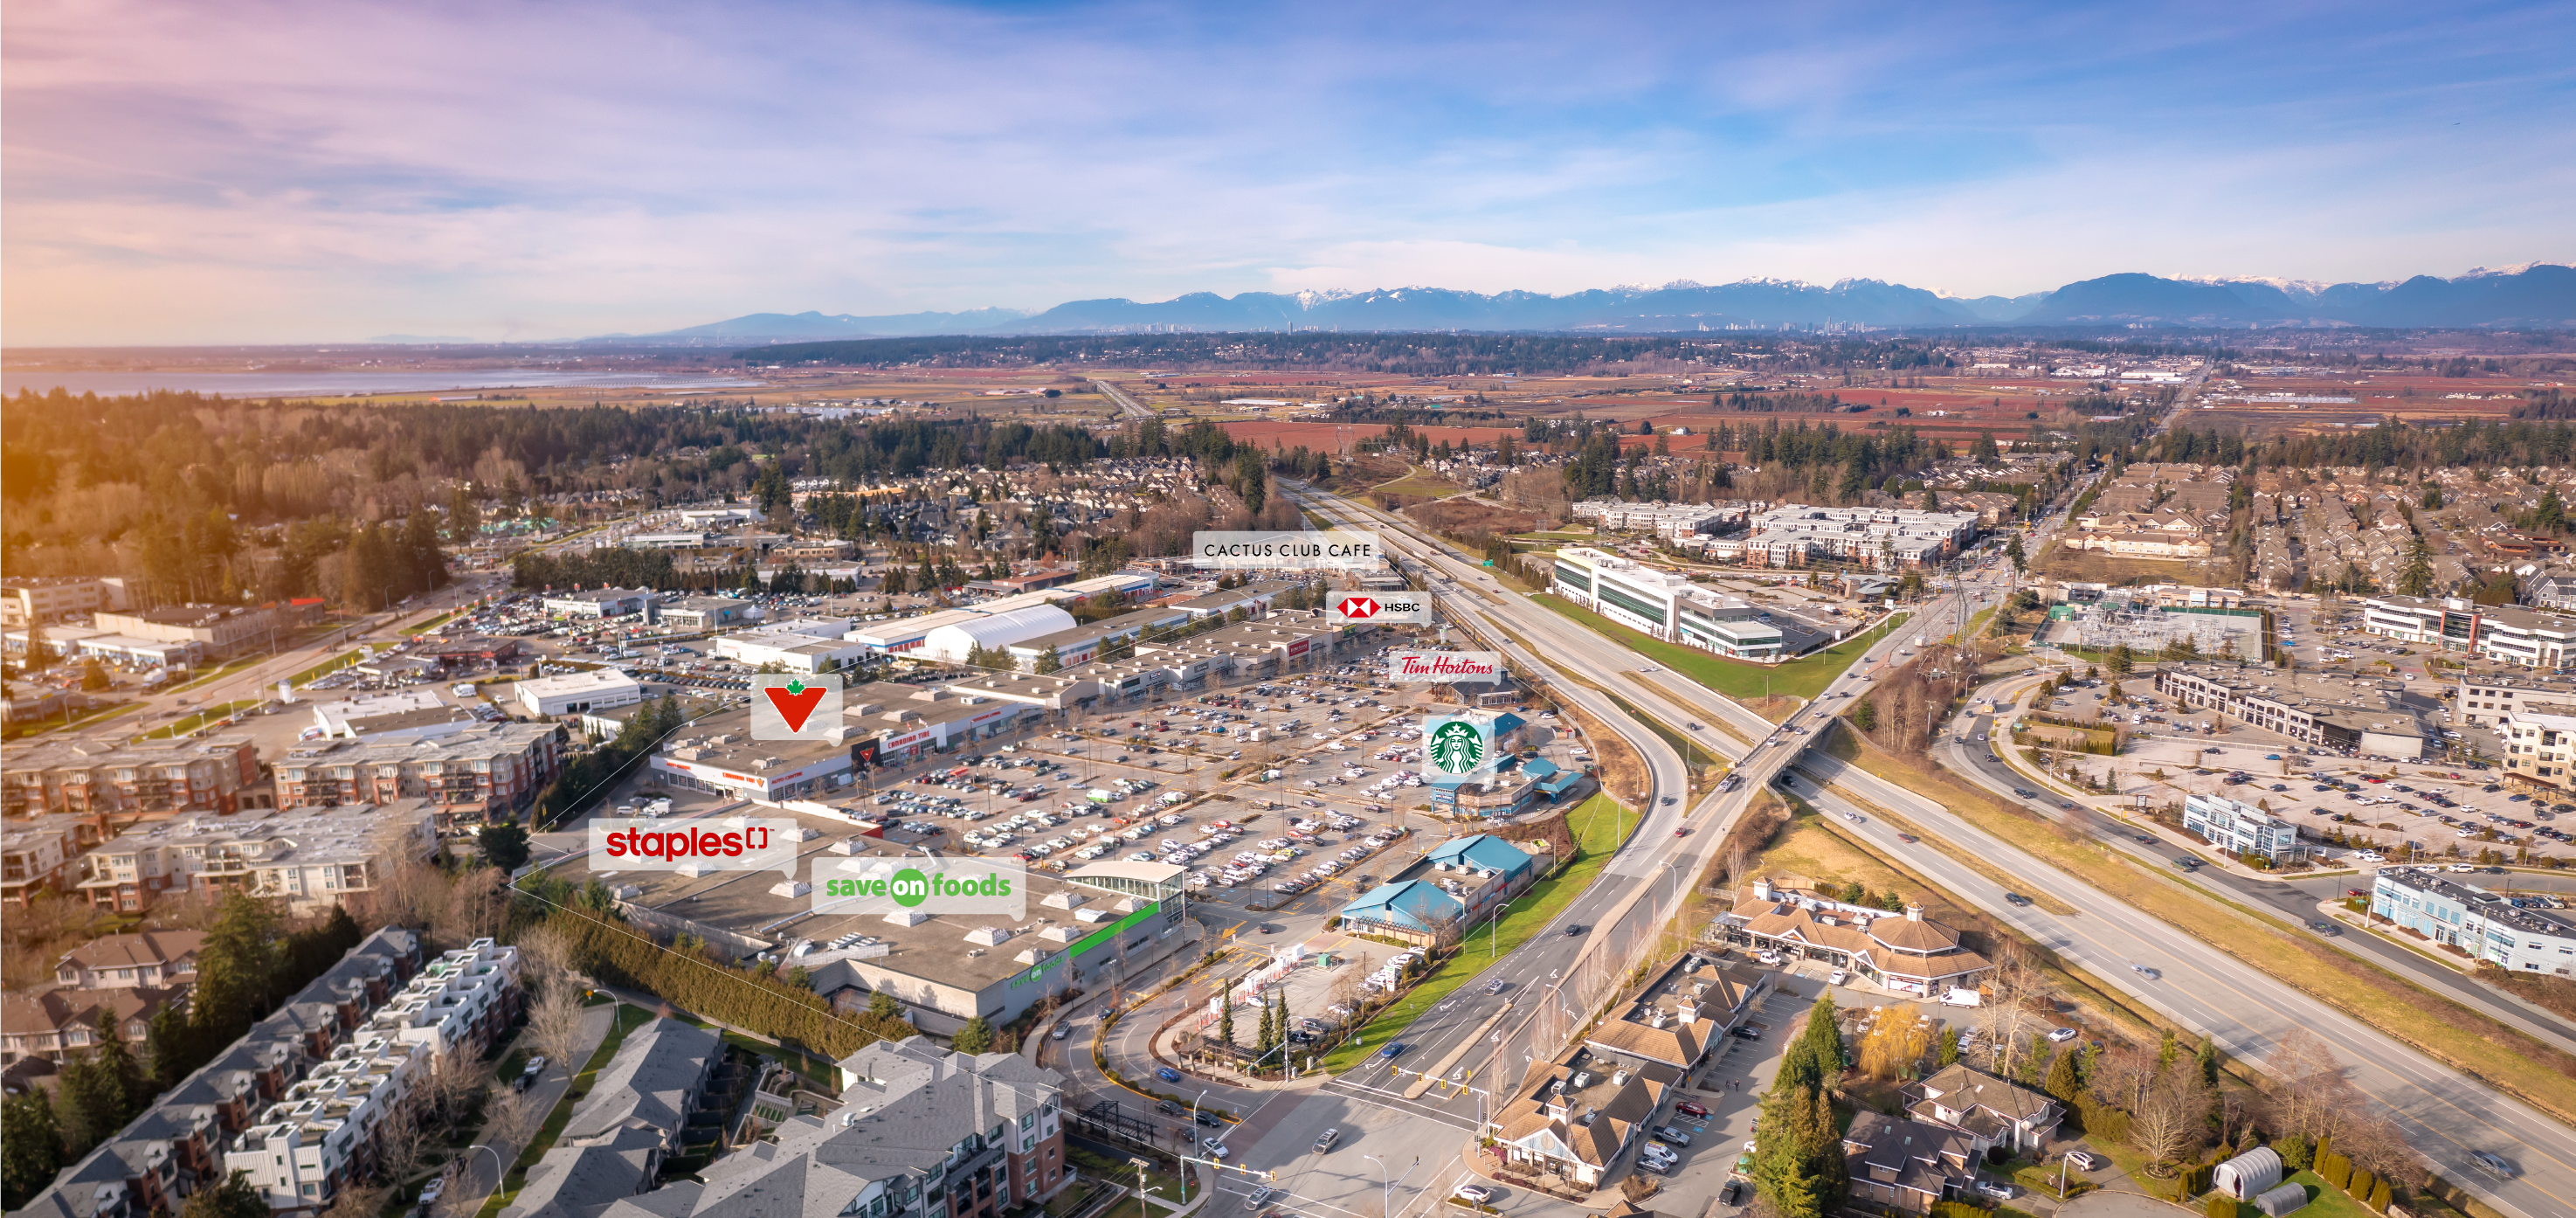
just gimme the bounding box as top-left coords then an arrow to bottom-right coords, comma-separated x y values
1394,653 -> 1498,678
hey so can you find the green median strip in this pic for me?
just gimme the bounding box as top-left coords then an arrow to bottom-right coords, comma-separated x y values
1530,592 -> 1904,703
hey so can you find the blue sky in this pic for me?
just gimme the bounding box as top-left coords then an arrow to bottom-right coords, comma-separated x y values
3,0 -> 2570,343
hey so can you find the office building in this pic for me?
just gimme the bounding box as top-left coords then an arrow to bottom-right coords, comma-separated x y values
1720,878 -> 1990,997
2151,664 -> 2426,758
91,605 -> 286,660
2373,867 -> 2576,972
1,578 -> 122,627
1547,548 -> 1784,660
541,588 -> 654,618
2182,792 -> 2304,862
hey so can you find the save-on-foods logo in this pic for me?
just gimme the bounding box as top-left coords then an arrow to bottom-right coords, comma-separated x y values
812,856 -> 1028,920
1426,717 -> 1491,776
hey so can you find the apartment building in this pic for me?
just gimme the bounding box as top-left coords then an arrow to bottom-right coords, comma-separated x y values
227,939 -> 520,1213
4,818 -> 77,906
1716,506 -> 1978,571
16,928 -> 424,1218
92,605 -> 286,660
2,734 -> 265,820
72,802 -> 439,915
1548,548 -> 1785,660
2496,700 -> 2576,790
55,930 -> 207,989
2151,664 -> 2426,758
1,577 -> 123,626
2453,675 -> 2568,728
271,721 -> 563,814
2372,867 -> 2576,973
1570,499 -> 1748,539
2182,792 -> 2304,862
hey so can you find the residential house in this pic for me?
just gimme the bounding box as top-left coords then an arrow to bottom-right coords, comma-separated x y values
1,986 -> 186,1067
1841,1111 -> 1980,1213
55,931 -> 207,989
1903,1063 -> 2063,1158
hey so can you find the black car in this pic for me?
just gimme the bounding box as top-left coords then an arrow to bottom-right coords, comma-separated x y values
2004,892 -> 2032,907
1564,924 -> 1586,937
1729,1026 -> 1761,1041
1195,1111 -> 1224,1126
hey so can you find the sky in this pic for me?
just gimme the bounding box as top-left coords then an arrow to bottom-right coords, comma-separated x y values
4,0 -> 2573,345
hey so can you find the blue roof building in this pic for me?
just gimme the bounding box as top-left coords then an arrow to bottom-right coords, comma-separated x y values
1426,834 -> 1539,886
1339,880 -> 1468,945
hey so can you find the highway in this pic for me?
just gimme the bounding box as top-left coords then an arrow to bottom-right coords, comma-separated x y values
1093,378 -> 1154,419
1292,475 -> 2570,1218
1940,696 -> 2576,1058
1787,752 -> 2566,1218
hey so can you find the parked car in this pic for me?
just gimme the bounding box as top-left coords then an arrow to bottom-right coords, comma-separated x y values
1674,1102 -> 1709,1119
2046,1027 -> 2079,1042
2063,1151 -> 2103,1171
1975,1180 -> 2017,1201
1653,1126 -> 1693,1146
515,1056 -> 548,1091
1454,1187 -> 1494,1204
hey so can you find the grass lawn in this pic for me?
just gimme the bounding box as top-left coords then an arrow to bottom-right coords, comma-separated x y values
2198,1173 -> 2380,1218
3,701 -> 141,741
474,1004 -> 651,1218
288,648 -> 368,688
1318,792 -> 1632,1072
1836,733 -> 2576,1125
138,699 -> 263,739
404,609 -> 463,635
1532,593 -> 1906,703
1375,477 -> 1463,499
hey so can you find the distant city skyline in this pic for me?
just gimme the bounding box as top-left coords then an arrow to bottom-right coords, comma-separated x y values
3,0 -> 2571,345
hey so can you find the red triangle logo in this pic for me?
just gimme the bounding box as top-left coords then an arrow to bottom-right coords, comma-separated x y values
763,684 -> 829,734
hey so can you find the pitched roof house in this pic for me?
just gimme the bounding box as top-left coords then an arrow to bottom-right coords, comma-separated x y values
1903,1063 -> 2063,1157
1841,1111 -> 1979,1214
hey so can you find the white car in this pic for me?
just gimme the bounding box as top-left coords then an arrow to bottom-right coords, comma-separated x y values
1454,1187 -> 1494,1204
1827,970 -> 1847,986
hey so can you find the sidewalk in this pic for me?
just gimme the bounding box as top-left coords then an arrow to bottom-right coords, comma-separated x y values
450,1000 -> 620,1218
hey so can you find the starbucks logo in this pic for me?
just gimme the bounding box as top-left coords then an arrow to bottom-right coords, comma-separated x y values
1429,721 -> 1487,775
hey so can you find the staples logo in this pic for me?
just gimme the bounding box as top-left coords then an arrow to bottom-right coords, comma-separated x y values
1388,650 -> 1504,682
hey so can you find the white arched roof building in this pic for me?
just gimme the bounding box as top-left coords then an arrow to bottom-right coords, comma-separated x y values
920,605 -> 1078,665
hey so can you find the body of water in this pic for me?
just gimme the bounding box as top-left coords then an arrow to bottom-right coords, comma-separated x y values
0,369 -> 770,398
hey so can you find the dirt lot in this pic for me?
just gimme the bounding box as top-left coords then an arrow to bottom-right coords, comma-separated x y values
1403,498 -> 1538,536
2030,537 -> 2244,588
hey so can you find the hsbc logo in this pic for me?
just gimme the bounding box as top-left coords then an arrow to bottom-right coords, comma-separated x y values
1330,595 -> 1431,626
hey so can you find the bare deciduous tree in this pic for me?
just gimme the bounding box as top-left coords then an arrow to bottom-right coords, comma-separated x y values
321,1185 -> 386,1218
2130,1059 -> 2213,1164
369,1101 -> 435,1191
480,1085 -> 540,1154
514,923 -> 580,1002
527,985 -> 589,1077
1982,941 -> 2047,1078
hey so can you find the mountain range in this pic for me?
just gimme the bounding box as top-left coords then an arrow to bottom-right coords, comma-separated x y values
636,264 -> 2575,341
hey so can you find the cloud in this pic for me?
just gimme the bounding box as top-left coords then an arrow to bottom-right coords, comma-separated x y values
3,0 -> 2572,343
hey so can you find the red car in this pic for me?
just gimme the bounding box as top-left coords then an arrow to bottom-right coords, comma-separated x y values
1675,1102 -> 1709,1119
1674,827 -> 1689,837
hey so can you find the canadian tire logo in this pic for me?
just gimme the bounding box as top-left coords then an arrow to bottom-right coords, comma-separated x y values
1429,721 -> 1486,775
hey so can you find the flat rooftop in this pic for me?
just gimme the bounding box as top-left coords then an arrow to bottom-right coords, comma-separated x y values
570,806 -> 1153,993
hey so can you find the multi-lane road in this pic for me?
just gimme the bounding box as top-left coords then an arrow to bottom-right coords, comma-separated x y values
1271,478 -> 2569,1218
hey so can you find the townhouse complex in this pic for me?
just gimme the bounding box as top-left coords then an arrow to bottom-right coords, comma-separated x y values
16,931 -> 525,1218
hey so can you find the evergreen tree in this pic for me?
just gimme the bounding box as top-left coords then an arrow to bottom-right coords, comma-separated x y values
479,822 -> 533,871
192,893 -> 282,1048
2195,1033 -> 2219,1086
341,522 -> 397,611
2044,1042 -> 2082,1104
1,1088 -> 63,1209
22,619 -> 50,673
2006,534 -> 2027,573
1219,979 -> 1236,1047
401,511 -> 451,596
952,1015 -> 994,1055
146,1003 -> 200,1091
869,992 -> 905,1021
180,1170 -> 272,1218
1937,1027 -> 1961,1068
1850,699 -> 1877,732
